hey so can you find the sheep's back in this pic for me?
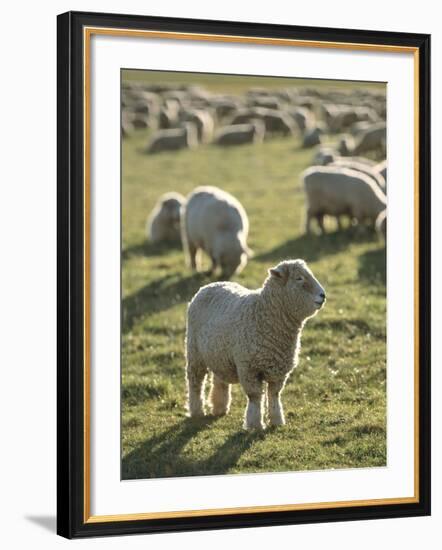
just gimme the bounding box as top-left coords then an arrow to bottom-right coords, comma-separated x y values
187,282 -> 255,345
184,187 -> 248,245
303,166 -> 386,217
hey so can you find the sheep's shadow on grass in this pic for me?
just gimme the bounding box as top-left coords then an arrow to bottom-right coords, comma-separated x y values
122,417 -> 263,479
254,228 -> 375,264
122,240 -> 182,261
358,246 -> 386,285
122,272 -> 207,333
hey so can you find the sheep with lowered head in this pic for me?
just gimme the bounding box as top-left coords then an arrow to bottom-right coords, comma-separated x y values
181,186 -> 252,279
145,122 -> 198,154
214,121 -> 265,146
302,165 -> 386,233
185,259 -> 326,429
146,192 -> 185,243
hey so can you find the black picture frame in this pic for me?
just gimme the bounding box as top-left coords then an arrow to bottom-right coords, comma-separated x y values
57,10 -> 431,539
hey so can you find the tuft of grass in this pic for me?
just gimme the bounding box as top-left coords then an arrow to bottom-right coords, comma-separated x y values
121,73 -> 386,480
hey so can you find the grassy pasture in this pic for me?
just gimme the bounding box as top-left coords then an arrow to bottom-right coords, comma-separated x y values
121,72 -> 386,480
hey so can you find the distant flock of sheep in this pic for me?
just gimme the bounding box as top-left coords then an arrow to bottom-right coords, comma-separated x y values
129,81 -> 387,429
122,80 -> 386,155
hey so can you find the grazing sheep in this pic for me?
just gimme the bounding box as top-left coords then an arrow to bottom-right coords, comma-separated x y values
185,259 -> 326,429
181,186 -> 251,279
302,166 -> 387,233
345,122 -> 387,156
302,126 -> 323,148
158,99 -> 180,129
145,123 -> 198,154
146,192 -> 186,243
180,109 -> 215,144
376,209 -> 387,242
214,121 -> 265,147
228,108 -> 295,136
288,106 -> 315,132
259,109 -> 296,136
330,159 -> 386,192
209,97 -> 243,120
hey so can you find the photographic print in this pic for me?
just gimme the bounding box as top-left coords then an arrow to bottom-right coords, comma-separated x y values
121,70 -> 388,480
57,12 -> 430,537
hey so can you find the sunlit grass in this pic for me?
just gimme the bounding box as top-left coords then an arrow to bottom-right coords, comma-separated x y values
121,76 -> 386,480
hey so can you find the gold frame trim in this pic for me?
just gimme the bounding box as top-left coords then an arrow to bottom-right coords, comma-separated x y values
83,27 -> 420,524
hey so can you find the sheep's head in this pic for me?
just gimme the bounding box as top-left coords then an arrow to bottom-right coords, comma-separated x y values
161,197 -> 183,224
267,259 -> 326,321
217,238 -> 252,280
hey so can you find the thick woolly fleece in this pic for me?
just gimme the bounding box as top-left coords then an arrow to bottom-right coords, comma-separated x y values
185,259 -> 326,430
181,186 -> 251,279
302,165 -> 386,233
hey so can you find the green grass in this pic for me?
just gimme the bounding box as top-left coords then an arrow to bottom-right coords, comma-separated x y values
121,75 -> 387,480
123,69 -> 385,95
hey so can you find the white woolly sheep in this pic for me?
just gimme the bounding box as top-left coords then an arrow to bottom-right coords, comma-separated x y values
342,122 -> 386,156
180,109 -> 215,144
185,259 -> 326,430
288,106 -> 315,132
259,109 -> 296,136
214,121 -> 265,146
145,123 -> 198,154
146,192 -> 186,243
302,166 -> 387,233
181,186 -> 251,279
330,159 -> 386,192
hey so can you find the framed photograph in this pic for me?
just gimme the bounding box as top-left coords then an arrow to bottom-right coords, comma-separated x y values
57,11 -> 431,538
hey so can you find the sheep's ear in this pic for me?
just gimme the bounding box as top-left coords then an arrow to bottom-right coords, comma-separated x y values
269,264 -> 289,285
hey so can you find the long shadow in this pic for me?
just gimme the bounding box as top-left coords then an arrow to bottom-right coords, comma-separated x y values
197,430 -> 263,475
255,228 -> 375,264
358,247 -> 386,285
122,417 -> 262,479
122,240 -> 182,261
122,417 -> 218,479
122,272 -> 207,333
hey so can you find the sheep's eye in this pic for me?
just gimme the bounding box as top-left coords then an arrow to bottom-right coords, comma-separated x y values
296,276 -> 304,282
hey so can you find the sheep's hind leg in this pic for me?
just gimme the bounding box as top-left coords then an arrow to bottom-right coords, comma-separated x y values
210,375 -> 231,416
317,213 -> 325,234
267,379 -> 286,427
305,208 -> 314,234
187,241 -> 198,271
186,362 -> 208,418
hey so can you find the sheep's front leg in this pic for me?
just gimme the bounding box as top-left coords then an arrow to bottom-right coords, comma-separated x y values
240,375 -> 265,430
267,379 -> 286,426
